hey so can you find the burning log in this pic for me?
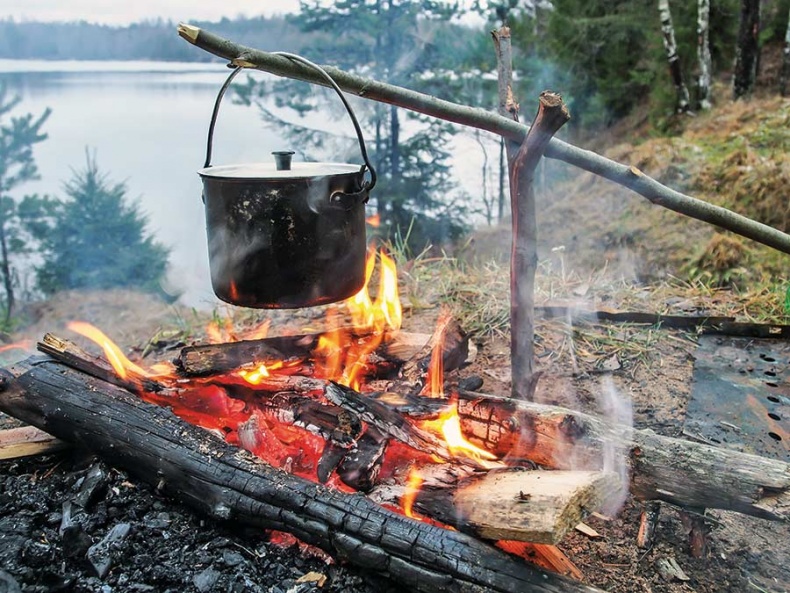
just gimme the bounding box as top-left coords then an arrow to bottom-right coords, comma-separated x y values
455,392 -> 790,521
0,357 -> 603,593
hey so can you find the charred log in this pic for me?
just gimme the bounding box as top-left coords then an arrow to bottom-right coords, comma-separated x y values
0,358 -> 603,593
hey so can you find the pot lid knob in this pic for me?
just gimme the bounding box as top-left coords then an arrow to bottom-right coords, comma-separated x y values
272,151 -> 295,171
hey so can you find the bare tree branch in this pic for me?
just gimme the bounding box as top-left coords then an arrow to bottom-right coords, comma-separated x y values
177,23 -> 790,257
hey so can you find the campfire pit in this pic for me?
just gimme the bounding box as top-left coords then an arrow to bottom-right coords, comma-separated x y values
2,249 -> 789,593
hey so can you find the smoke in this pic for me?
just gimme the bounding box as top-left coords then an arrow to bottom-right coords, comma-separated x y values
595,376 -> 633,517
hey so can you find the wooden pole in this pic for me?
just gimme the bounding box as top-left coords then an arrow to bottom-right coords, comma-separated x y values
493,28 -> 569,399
175,23 -> 790,256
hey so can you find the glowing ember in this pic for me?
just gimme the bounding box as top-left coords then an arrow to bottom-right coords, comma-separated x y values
402,466 -> 424,518
68,321 -> 149,380
423,399 -> 497,463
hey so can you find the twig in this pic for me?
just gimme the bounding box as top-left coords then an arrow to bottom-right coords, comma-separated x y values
176,23 -> 790,256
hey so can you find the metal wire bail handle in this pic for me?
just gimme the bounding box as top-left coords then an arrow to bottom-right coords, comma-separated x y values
203,53 -> 377,195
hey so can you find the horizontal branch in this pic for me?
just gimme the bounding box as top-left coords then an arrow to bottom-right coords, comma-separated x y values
177,23 -> 790,256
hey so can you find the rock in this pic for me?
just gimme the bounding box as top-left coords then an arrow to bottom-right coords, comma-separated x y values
221,550 -> 245,567
193,567 -> 220,593
86,523 -> 131,579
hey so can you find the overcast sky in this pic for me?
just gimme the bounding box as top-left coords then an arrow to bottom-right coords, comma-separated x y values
0,0 -> 304,24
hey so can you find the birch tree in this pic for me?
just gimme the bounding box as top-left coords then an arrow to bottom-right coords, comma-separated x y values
733,0 -> 760,99
697,0 -> 713,109
781,7 -> 790,97
658,0 -> 691,113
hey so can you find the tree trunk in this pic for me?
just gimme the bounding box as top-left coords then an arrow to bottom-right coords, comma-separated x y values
781,8 -> 790,96
0,358 -> 603,593
733,0 -> 761,99
697,0 -> 713,109
659,0 -> 691,113
0,215 -> 14,326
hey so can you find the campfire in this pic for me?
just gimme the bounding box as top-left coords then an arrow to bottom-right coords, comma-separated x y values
52,249 -> 619,545
1,248 -> 788,593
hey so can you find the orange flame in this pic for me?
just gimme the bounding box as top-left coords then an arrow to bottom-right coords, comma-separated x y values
423,399 -> 497,463
313,248 -> 403,390
365,213 -> 381,227
402,467 -> 424,518
67,321 -> 150,381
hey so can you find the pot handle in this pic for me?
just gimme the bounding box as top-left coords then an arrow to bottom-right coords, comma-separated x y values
204,54 -> 377,198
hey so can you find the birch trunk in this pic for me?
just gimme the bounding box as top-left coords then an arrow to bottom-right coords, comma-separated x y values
781,8 -> 790,96
733,0 -> 761,99
659,0 -> 691,113
697,0 -> 713,109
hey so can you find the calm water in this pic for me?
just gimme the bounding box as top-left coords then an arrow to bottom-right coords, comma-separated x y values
0,60 -> 291,308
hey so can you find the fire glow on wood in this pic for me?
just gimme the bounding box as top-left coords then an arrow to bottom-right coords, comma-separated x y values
65,248 -> 496,515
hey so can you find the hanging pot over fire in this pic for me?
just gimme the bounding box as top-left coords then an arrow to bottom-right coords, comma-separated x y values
198,53 -> 377,309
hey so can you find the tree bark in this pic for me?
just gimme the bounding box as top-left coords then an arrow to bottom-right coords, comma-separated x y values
176,23 -> 790,258
0,358 -> 603,593
697,0 -> 713,109
659,0 -> 691,113
733,0 -> 761,99
781,8 -> 790,96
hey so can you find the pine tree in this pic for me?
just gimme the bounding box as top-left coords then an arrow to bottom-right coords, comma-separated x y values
0,84 -> 50,325
246,0 -> 470,251
21,152 -> 170,296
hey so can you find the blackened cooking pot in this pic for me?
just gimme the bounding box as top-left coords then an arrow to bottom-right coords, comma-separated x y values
198,53 -> 376,309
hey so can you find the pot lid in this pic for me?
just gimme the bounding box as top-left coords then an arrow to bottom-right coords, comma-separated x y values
197,162 -> 363,180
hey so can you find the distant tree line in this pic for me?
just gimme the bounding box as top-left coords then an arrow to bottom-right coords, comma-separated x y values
0,17 -> 305,61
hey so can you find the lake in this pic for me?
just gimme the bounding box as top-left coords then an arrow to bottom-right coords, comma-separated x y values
0,60 -> 488,309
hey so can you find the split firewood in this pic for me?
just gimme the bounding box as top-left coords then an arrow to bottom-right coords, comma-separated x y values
39,333 -> 165,393
0,425 -> 68,460
397,315 -> 470,387
496,540 -> 585,580
0,357 -> 605,593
